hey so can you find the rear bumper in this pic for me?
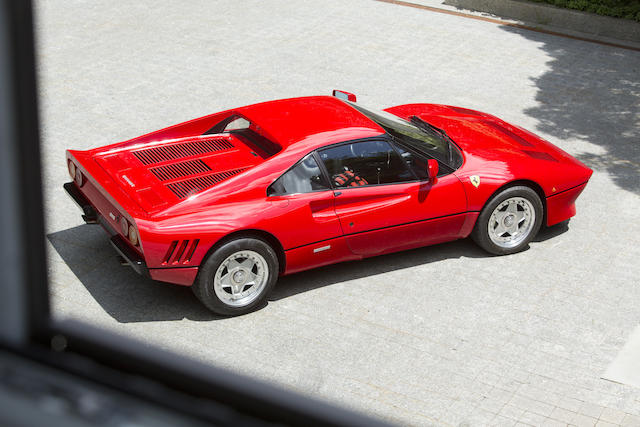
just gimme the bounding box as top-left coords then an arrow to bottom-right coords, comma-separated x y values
63,182 -> 98,223
64,181 -> 149,277
110,234 -> 149,277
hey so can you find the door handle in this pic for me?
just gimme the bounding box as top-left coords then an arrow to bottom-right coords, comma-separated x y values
334,191 -> 342,197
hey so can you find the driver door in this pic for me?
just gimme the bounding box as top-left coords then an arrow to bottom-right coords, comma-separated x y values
318,138 -> 466,256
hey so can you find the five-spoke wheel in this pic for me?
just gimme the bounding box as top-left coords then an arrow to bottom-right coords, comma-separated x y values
193,237 -> 278,316
472,186 -> 543,255
214,250 -> 269,307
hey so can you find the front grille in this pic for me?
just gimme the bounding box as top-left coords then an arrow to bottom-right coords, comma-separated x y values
166,168 -> 246,199
133,138 -> 234,165
484,122 -> 534,147
149,159 -> 211,181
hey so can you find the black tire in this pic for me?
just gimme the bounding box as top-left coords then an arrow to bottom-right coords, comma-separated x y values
471,185 -> 543,255
193,237 -> 279,316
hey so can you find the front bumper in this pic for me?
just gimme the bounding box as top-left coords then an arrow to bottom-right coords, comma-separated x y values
546,182 -> 588,226
64,181 -> 149,277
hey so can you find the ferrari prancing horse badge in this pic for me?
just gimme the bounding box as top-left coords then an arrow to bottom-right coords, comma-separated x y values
470,175 -> 480,188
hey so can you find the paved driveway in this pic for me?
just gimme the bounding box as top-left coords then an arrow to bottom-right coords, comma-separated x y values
37,1 -> 640,425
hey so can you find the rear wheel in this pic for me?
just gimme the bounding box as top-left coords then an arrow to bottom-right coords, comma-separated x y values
472,186 -> 543,255
193,237 -> 279,316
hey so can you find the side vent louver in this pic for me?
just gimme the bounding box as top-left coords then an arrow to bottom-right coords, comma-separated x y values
133,138 -> 234,165
163,239 -> 199,265
149,159 -> 211,181
166,168 -> 246,199
484,122 -> 534,147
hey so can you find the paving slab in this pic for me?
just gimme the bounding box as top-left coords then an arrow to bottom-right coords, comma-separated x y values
36,0 -> 640,425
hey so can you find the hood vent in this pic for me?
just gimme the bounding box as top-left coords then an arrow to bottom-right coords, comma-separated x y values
133,138 -> 234,165
522,150 -> 558,162
149,159 -> 211,181
449,106 -> 485,116
484,122 -> 534,147
166,168 -> 246,199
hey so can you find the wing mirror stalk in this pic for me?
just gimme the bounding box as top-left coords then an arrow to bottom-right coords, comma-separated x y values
427,159 -> 439,183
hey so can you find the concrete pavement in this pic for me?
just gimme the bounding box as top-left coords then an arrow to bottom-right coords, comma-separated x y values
37,1 -> 640,425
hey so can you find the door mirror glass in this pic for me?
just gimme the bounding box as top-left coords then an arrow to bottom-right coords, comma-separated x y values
332,90 -> 357,102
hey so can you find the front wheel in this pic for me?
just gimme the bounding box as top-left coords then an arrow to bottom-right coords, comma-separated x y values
193,237 -> 279,316
471,186 -> 543,255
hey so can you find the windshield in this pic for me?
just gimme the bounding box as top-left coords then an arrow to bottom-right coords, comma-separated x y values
348,102 -> 456,167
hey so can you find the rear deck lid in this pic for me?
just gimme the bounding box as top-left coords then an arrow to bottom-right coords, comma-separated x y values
93,134 -> 259,213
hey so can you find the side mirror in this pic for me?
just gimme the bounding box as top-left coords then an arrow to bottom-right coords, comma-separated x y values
332,90 -> 357,102
427,159 -> 439,182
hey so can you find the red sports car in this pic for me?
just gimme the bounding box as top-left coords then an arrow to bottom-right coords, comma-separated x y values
65,91 -> 592,315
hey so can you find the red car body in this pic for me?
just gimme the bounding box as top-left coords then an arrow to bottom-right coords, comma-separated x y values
65,95 -> 592,288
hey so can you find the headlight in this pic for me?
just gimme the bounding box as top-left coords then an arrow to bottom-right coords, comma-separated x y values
74,167 -> 84,187
120,217 -> 128,236
68,160 -> 76,180
128,225 -> 139,246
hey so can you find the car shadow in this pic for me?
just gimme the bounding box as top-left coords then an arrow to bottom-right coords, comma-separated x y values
48,225 -> 221,323
270,220 -> 569,301
48,223 -> 513,322
49,221 -> 568,322
499,25 -> 640,195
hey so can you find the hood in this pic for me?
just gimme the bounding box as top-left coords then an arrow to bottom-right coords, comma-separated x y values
385,104 -> 592,195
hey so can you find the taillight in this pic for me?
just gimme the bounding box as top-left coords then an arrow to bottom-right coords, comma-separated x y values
68,160 -> 76,180
120,217 -> 128,235
74,167 -> 84,187
119,216 -> 140,247
128,225 -> 139,246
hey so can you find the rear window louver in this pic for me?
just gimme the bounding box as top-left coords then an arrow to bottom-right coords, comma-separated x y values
484,122 -> 534,147
132,138 -> 234,165
149,159 -> 211,181
166,168 -> 246,199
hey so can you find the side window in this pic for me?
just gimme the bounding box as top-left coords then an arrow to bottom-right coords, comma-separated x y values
223,117 -> 250,132
267,154 -> 330,196
319,140 -> 413,188
391,142 -> 429,180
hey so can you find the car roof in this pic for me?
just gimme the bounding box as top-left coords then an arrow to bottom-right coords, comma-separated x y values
235,96 -> 385,150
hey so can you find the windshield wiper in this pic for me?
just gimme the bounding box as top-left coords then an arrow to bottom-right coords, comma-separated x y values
410,115 -> 454,164
410,115 -> 448,138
